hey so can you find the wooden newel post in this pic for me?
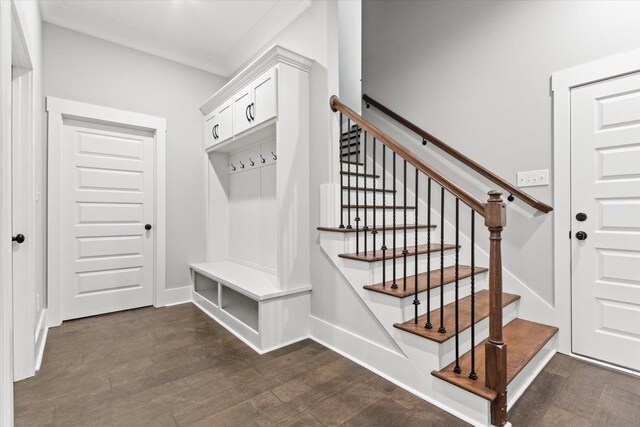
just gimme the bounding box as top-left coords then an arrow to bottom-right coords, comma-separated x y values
484,190 -> 508,427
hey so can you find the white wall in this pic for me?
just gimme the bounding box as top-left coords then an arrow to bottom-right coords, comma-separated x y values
363,0 -> 640,305
338,0 -> 361,113
42,24 -> 227,293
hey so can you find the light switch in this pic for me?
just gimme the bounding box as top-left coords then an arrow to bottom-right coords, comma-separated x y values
517,169 -> 549,188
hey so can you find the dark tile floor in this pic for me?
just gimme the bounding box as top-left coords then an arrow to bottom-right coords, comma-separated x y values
13,304 -> 640,426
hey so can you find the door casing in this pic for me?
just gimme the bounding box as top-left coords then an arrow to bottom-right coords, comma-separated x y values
552,48 -> 640,374
46,97 -> 167,327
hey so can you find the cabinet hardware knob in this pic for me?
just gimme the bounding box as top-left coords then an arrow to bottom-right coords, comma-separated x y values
12,234 -> 25,244
575,231 -> 587,241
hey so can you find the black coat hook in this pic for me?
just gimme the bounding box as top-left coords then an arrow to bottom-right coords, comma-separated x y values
231,163 -> 236,171
271,151 -> 277,160
249,158 -> 255,166
260,154 -> 265,163
239,161 -> 245,169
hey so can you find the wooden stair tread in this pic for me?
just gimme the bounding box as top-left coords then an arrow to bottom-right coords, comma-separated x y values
339,243 -> 457,262
341,171 -> 379,178
364,265 -> 487,298
342,186 -> 395,193
394,290 -> 519,342
341,151 -> 360,157
342,204 -> 416,209
318,224 -> 435,233
340,161 -> 364,166
431,318 -> 559,401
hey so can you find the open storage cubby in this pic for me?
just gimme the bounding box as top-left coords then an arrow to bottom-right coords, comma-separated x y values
220,286 -> 259,333
193,273 -> 218,306
191,46 -> 312,354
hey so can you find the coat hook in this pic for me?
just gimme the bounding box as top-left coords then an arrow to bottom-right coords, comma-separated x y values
231,163 -> 236,171
240,160 -> 245,169
260,154 -> 265,163
249,157 -> 255,166
271,151 -> 277,160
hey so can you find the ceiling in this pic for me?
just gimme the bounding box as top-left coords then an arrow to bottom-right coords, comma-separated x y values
40,0 -> 312,77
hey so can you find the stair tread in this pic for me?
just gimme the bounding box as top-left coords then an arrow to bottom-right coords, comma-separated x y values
394,289 -> 519,343
341,171 -> 379,178
342,204 -> 416,209
341,151 -> 360,157
340,161 -> 364,166
364,265 -> 488,298
339,243 -> 457,262
342,186 -> 394,193
431,318 -> 559,401
318,224 -> 435,233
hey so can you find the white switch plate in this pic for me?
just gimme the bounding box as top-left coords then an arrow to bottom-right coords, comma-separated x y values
517,169 -> 549,187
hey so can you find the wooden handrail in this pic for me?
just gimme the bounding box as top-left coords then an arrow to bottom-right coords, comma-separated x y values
331,96 -> 486,215
362,94 -> 553,214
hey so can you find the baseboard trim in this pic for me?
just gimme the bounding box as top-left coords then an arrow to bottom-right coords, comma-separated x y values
161,285 -> 192,306
34,309 -> 48,372
308,315 -> 484,427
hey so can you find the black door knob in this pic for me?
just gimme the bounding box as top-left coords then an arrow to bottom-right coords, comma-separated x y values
12,234 -> 25,244
576,212 -> 587,222
145,224 -> 152,231
575,231 -> 587,241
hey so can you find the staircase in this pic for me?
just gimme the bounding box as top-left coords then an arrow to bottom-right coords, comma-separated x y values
318,95 -> 557,426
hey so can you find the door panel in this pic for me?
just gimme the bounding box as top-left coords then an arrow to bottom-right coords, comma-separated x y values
60,120 -> 154,320
571,72 -> 640,371
217,101 -> 233,143
252,68 -> 278,127
233,85 -> 252,135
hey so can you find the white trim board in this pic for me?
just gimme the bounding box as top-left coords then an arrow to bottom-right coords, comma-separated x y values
45,97 -> 167,326
551,48 -> 640,355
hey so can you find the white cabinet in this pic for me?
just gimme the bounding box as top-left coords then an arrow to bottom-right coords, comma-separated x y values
232,68 -> 278,136
205,100 -> 233,150
251,68 -> 278,127
196,46 -> 312,353
232,85 -> 253,136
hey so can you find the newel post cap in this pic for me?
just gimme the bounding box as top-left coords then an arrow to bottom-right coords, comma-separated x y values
485,191 -> 507,228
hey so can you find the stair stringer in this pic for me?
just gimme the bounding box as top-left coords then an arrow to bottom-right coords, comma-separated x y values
320,231 -> 495,426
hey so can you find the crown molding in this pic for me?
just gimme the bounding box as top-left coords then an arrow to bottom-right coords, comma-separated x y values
40,0 -> 229,76
40,0 -> 314,79
199,44 -> 313,116
223,0 -> 313,76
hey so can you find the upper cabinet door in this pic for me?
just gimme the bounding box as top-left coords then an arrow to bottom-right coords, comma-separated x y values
205,110 -> 218,150
233,84 -> 253,135
216,101 -> 233,144
251,68 -> 278,127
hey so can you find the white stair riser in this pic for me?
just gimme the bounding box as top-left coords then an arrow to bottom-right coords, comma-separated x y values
394,298 -> 519,370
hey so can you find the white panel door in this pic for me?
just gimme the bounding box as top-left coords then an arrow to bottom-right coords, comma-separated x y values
60,119 -> 154,320
571,72 -> 640,371
216,101 -> 233,144
232,84 -> 253,135
251,68 -> 278,127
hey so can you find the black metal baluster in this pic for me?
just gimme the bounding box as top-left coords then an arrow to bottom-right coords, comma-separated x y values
346,119 -> 352,229
372,137 -> 377,257
392,152 -> 398,289
403,160 -> 408,292
453,198 -> 461,374
438,187 -> 446,334
469,209 -> 478,380
414,168 -> 420,324
363,131 -> 368,255
425,178 -> 433,329
339,113 -> 345,229
355,127 -> 361,254
382,145 -> 387,287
